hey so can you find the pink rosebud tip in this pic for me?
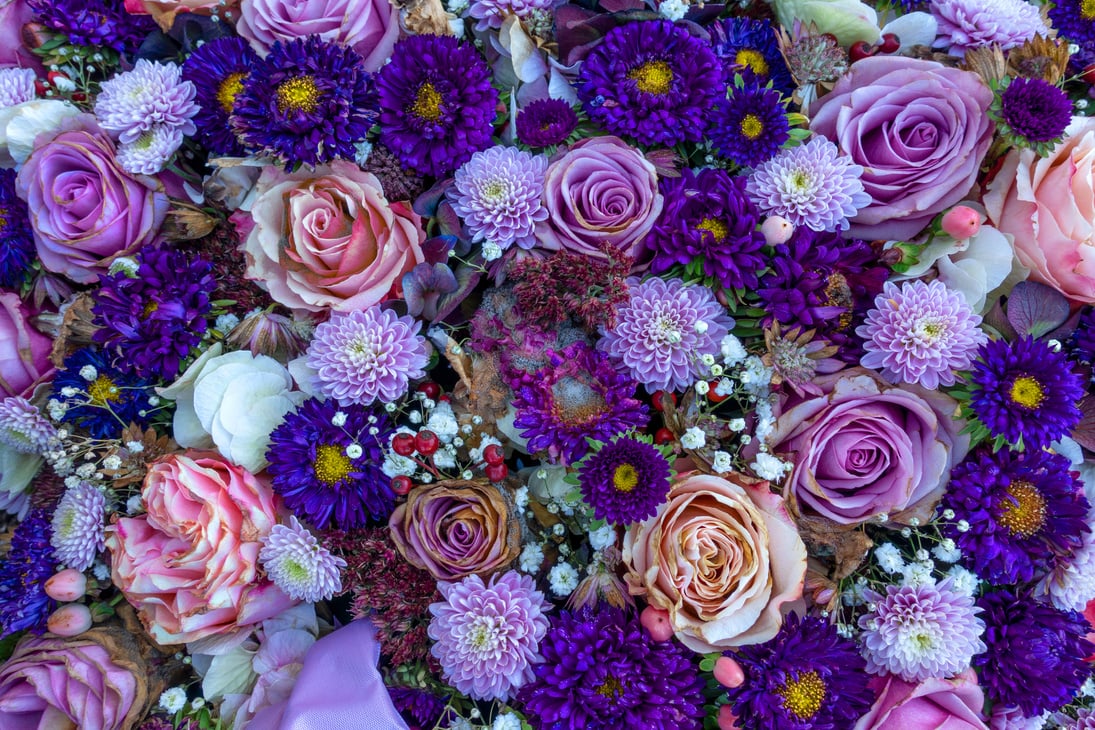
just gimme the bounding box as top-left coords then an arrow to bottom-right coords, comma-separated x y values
714,656 -> 746,689
718,705 -> 741,730
640,606 -> 674,642
941,206 -> 981,240
815,588 -> 836,605
761,216 -> 795,245
44,568 -> 87,602
47,603 -> 93,637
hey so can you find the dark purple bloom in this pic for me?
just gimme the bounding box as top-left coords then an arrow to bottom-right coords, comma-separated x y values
1069,307 -> 1095,365
0,169 -> 35,289
516,98 -> 579,148
402,262 -> 458,320
388,687 -> 448,728
577,435 -> 671,524
1049,0 -> 1095,47
51,349 -> 155,439
520,606 -> 705,730
709,17 -> 794,94
577,20 -> 723,146
998,76 -> 1072,145
183,37 -> 259,156
29,0 -> 155,54
708,82 -> 790,168
0,507 -> 57,638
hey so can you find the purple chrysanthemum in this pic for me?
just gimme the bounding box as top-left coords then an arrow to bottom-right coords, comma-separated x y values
747,136 -> 870,232
599,277 -> 735,392
968,335 -> 1085,450
182,37 -> 259,156
856,279 -> 986,389
577,435 -> 671,524
265,398 -> 396,529
941,447 -> 1090,585
50,482 -> 106,572
388,687 -> 449,727
726,614 -> 874,730
577,20 -> 723,146
515,98 -> 579,148
858,580 -> 986,682
29,0 -> 155,54
0,396 -> 57,454
0,67 -> 36,107
650,168 -> 767,290
512,342 -> 649,465
708,82 -> 790,169
306,306 -> 428,406
468,0 -> 554,31
0,507 -> 57,638
428,570 -> 550,702
520,606 -> 705,730
0,168 -> 35,289
376,34 -> 498,177
51,349 -> 155,440
259,516 -> 346,602
115,126 -> 184,175
931,0 -> 1047,56
448,145 -> 548,251
976,588 -> 1093,716
233,35 -> 376,169
94,59 -> 198,144
709,18 -> 794,94
1049,0 -> 1095,46
997,76 -> 1072,145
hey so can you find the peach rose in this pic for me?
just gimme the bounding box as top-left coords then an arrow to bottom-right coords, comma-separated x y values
984,116 -> 1095,304
242,160 -> 426,313
623,472 -> 807,652
105,453 -> 295,645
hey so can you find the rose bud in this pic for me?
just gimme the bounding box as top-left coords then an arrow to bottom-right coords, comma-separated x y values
941,205 -> 981,240
761,216 -> 795,245
44,568 -> 87,602
47,603 -> 93,637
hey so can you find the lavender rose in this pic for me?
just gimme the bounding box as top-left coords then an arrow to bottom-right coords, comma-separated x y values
810,57 -> 993,241
0,292 -> 51,397
767,367 -> 968,525
854,670 -> 989,730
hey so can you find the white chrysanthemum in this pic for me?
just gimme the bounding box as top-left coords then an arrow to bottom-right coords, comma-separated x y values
259,516 -> 347,602
0,68 -> 36,108
116,126 -> 184,175
94,59 -> 198,143
51,482 -> 107,571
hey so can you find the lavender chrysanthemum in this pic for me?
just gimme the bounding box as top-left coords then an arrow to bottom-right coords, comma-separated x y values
0,507 -> 57,638
115,126 -> 185,175
931,0 -> 1047,56
448,145 -> 548,250
747,136 -> 870,232
0,397 -> 57,454
577,435 -> 671,524
857,279 -> 986,389
468,0 -> 554,31
0,67 -> 35,107
1061,708 -> 1095,730
0,168 -> 35,289
515,98 -> 579,148
182,37 -> 259,156
600,277 -> 735,392
1043,527 -> 1095,612
94,59 -> 198,144
996,77 -> 1072,147
859,580 -> 986,682
259,516 -> 346,602
306,306 -> 428,406
428,571 -> 550,701
50,482 -> 106,572
708,82 -> 790,168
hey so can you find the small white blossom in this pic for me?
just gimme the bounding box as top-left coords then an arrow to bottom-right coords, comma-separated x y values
126,495 -> 143,513
900,560 -> 935,587
946,566 -> 979,596
215,313 -> 240,332
159,687 -> 187,714
408,410 -> 422,424
589,523 -> 616,551
750,452 -> 791,482
680,427 -> 706,449
514,486 -> 529,510
694,380 -> 710,396
102,455 -> 122,470
711,450 -> 733,474
727,418 -> 747,432
548,562 -> 579,597
79,365 -> 98,381
721,334 -> 747,365
482,241 -> 503,261
714,378 -> 734,397
519,542 -> 544,573
710,364 -> 724,377
345,443 -> 363,459
873,542 -> 904,573
931,539 -> 961,563
331,411 -> 348,427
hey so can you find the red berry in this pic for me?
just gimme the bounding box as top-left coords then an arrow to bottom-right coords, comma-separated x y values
416,381 -> 441,400
47,70 -> 68,85
707,382 -> 729,404
34,80 -> 47,95
879,33 -> 900,54
1083,64 -> 1095,86
849,41 -> 876,63
654,427 -> 675,445
485,462 -> 508,483
415,430 -> 440,456
392,433 -> 417,457
651,390 -> 677,412
482,444 -> 505,466
71,92 -> 86,102
391,475 -> 413,495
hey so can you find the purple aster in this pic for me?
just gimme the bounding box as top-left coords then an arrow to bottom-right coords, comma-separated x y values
448,145 -> 548,251
265,397 -> 397,529
650,168 -> 767,291
747,136 -> 870,232
512,342 -> 649,465
259,516 -> 346,602
858,579 -> 986,682
376,34 -> 498,177
233,35 -> 376,169
305,306 -> 428,407
1049,0 -> 1095,47
599,277 -> 735,393
428,570 -> 550,701
388,687 -> 449,727
520,606 -> 705,730
941,447 -> 1090,585
115,126 -> 184,175
0,168 -> 36,289
968,335 -> 1085,450
856,279 -> 986,389
92,246 -> 215,379
468,0 -> 554,31
710,18 -> 795,94
50,482 -> 106,571
0,67 -> 36,107
708,82 -> 790,169
577,20 -> 723,146
931,0 -> 1048,56
94,59 -> 198,144
1070,307 -> 1095,364
51,349 -> 155,440
577,434 -> 671,524
976,588 -> 1094,716
994,76 -> 1073,150
0,396 -> 57,454
515,98 -> 579,148
0,507 -> 57,638
726,614 -> 874,730
29,0 -> 155,54
182,37 -> 259,156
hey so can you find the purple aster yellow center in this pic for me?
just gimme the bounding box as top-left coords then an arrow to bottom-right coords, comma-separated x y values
142,300 -> 158,317
1009,375 -> 1045,409
313,443 -> 352,484
596,675 -> 625,699
612,463 -> 639,493
696,217 -> 730,242
777,670 -> 826,720
217,72 -> 247,113
735,48 -> 770,76
628,60 -> 674,95
276,76 -> 322,114
999,481 -> 1047,538
411,82 -> 444,122
1083,0 -> 1095,19
740,113 -> 764,140
87,375 -> 121,405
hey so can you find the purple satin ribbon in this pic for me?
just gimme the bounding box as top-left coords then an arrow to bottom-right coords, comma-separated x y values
249,619 -> 409,730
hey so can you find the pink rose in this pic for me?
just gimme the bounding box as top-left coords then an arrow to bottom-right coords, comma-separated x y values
0,0 -> 43,71
16,115 -> 169,284
623,472 -> 807,652
236,0 -> 399,72
855,670 -> 988,730
984,116 -> 1095,304
105,453 -> 295,645
0,292 -> 52,397
768,368 -> 968,525
243,160 -> 426,313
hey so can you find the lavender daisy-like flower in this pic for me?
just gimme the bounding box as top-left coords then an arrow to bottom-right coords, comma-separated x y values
710,18 -> 794,94
1043,527 -> 1095,612
0,168 -> 35,289
376,34 -> 498,177
468,0 -> 554,31
976,588 -> 1094,716
0,67 -> 35,107
993,76 -> 1072,153
859,579 -> 986,682
94,59 -> 198,144
747,136 -> 870,232
600,277 -> 735,392
726,614 -> 874,730
259,516 -> 347,602
306,306 -> 428,406
708,82 -> 790,168
115,126 -> 185,176
0,397 -> 57,454
0,507 -> 57,638
577,20 -> 723,146
577,435 -> 671,524
968,335 -> 1085,450
50,482 -> 106,572
448,146 -> 548,250
857,279 -> 986,389
233,35 -> 376,169
183,37 -> 259,156
520,606 -> 705,730
941,447 -> 1090,585
931,0 -> 1047,56
428,570 -> 550,701
515,98 -> 579,148
512,342 -> 649,465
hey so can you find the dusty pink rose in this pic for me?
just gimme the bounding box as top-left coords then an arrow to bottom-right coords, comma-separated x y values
105,453 -> 295,645
855,670 -> 988,730
243,160 -> 426,313
984,116 -> 1095,304
768,368 -> 968,525
0,292 -> 51,397
622,472 -> 807,652
16,115 -> 169,284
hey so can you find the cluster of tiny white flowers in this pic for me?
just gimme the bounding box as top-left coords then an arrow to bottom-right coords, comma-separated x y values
548,562 -> 579,597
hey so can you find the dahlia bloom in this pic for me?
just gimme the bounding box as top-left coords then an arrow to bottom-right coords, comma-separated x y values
448,146 -> 548,251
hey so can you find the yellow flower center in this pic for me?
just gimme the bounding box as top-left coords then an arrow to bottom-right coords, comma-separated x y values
142,300 -> 158,317
628,60 -> 674,95
87,375 -> 121,405
777,670 -> 826,720
612,463 -> 639,493
596,675 -> 624,699
735,48 -> 770,76
998,480 -> 1047,538
1009,375 -> 1044,409
1083,0 -> 1095,19
217,72 -> 247,113
696,217 -> 730,242
313,444 -> 352,485
739,113 -> 765,140
411,82 -> 444,122
276,76 -> 322,114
